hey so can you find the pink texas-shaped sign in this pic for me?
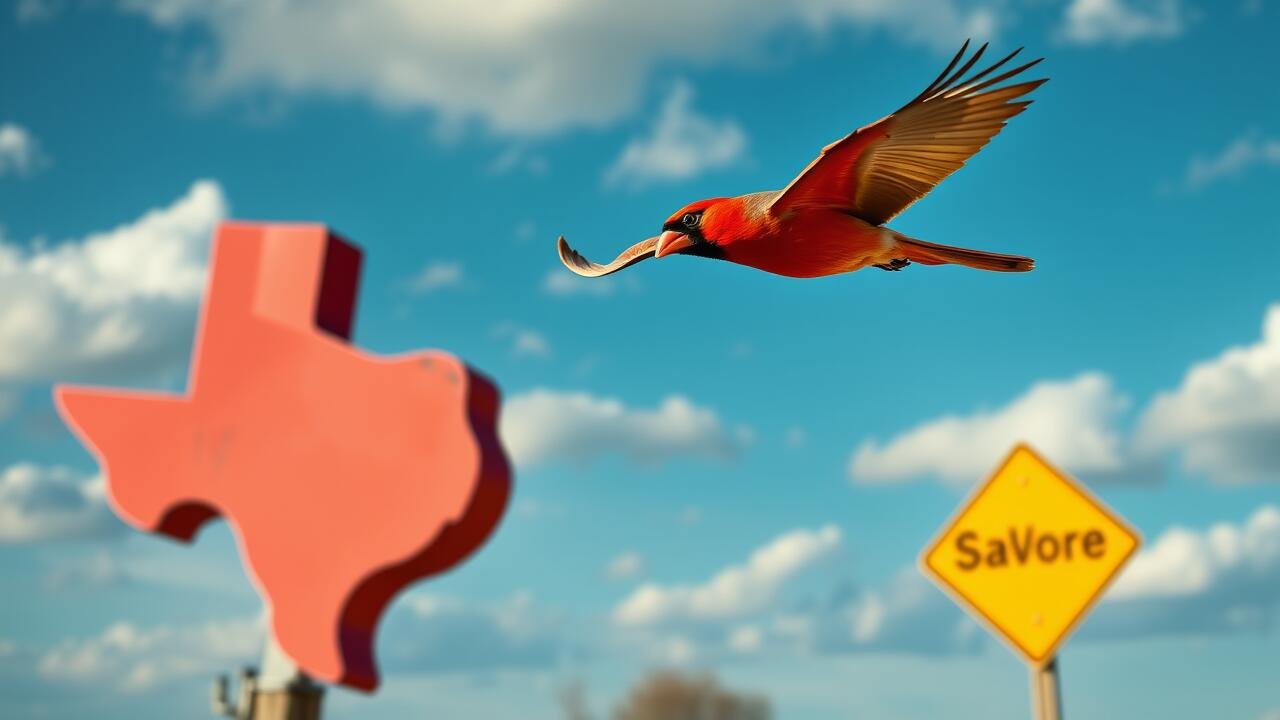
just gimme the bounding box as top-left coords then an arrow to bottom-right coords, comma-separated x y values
54,223 -> 511,691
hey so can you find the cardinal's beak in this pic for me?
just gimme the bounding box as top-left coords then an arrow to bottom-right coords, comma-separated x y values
654,230 -> 695,259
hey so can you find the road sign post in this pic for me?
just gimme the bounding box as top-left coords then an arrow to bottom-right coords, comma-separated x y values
1030,657 -> 1062,720
921,443 -> 1140,718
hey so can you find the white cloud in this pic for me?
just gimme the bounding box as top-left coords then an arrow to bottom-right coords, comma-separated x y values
785,427 -> 808,449
513,330 -> 551,358
850,373 -> 1135,485
15,0 -> 62,23
850,302 -> 1280,486
705,574 -> 979,659
604,81 -> 746,187
407,261 -> 463,294
43,551 -> 134,590
726,625 -> 764,654
514,220 -> 538,241
1059,0 -> 1185,45
807,571 -> 981,656
492,323 -> 552,359
662,636 -> 698,665
606,531 -> 981,659
0,463 -> 123,542
0,123 -> 48,176
613,525 -> 841,626
1136,304 -> 1280,483
0,180 -> 226,383
679,506 -> 703,526
119,0 -> 998,136
1085,505 -> 1280,638
606,551 -> 646,581
512,498 -> 566,520
380,592 -> 560,674
1123,505 -> 1280,601
501,389 -> 743,469
1182,131 -> 1280,190
38,615 -> 261,692
487,146 -> 548,176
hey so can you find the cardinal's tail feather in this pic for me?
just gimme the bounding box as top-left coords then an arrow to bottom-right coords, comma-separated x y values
894,236 -> 1034,273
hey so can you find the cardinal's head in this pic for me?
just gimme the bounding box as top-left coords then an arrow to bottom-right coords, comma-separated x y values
655,198 -> 730,260
553,193 -> 774,278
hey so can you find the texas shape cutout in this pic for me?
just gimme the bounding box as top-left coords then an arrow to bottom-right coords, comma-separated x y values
54,223 -> 511,691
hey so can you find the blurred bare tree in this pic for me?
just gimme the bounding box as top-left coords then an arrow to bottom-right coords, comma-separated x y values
561,679 -> 593,720
610,671 -> 770,720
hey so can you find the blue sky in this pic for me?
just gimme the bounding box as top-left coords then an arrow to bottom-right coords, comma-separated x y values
2,0 -> 1280,718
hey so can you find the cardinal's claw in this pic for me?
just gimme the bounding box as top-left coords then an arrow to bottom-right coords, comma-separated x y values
874,259 -> 911,271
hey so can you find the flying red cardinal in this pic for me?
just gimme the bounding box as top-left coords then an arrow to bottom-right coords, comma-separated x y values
558,42 -> 1044,279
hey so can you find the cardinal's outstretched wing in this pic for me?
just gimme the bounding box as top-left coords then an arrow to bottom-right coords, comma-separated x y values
770,41 -> 1046,225
556,235 -> 659,278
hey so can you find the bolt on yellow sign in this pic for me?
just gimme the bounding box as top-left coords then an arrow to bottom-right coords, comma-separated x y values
921,444 -> 1141,666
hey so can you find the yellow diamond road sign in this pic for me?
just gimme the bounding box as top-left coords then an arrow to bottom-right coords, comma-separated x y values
921,443 -> 1141,666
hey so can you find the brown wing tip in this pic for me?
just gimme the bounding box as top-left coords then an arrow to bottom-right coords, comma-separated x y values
556,234 -> 620,278
556,235 -> 590,276
993,253 -> 1036,272
556,234 -> 662,278
995,253 -> 1035,272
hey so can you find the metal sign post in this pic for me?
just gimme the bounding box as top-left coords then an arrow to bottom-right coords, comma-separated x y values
1030,657 -> 1062,720
214,635 -> 324,720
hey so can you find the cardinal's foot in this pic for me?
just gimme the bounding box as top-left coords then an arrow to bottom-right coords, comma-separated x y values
874,259 -> 911,271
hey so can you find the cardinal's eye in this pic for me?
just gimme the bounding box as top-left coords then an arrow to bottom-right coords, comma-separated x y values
682,213 -> 700,228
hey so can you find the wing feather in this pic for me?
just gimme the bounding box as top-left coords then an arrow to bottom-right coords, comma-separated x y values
556,235 -> 659,278
769,43 -> 1046,225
